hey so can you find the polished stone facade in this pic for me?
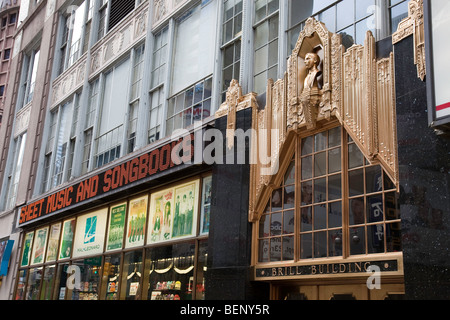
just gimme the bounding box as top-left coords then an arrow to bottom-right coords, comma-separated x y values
206,107 -> 269,300
394,35 -> 450,300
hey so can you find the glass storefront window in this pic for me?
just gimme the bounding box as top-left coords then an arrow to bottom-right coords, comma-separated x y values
15,174 -> 209,300
258,127 -> 401,262
54,263 -> 69,300
40,265 -> 57,300
15,269 -> 27,300
25,267 -> 43,300
70,256 -> 102,300
121,250 -> 143,300
102,254 -> 121,300
145,242 -> 196,300
259,156 -> 295,262
195,240 -> 208,300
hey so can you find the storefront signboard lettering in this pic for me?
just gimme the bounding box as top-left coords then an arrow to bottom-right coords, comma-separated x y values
19,134 -> 194,226
255,260 -> 399,279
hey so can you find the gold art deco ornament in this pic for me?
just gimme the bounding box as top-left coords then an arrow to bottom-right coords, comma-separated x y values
216,15 -> 401,222
392,0 -> 426,81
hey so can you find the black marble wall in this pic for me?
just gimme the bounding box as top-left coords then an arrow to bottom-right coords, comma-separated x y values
394,36 -> 450,299
206,107 -> 269,300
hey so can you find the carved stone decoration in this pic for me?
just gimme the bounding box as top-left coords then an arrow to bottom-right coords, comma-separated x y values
135,11 -> 148,38
14,104 -> 32,138
287,17 -> 333,130
331,33 -> 343,120
154,0 -> 167,22
341,31 -> 377,159
392,0 -> 425,81
376,53 -> 398,184
51,2 -> 150,108
225,79 -> 242,149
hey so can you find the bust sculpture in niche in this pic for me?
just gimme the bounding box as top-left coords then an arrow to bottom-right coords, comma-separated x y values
303,52 -> 322,91
299,52 -> 323,129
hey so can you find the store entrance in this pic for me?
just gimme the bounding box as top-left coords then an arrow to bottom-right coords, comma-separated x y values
277,283 -> 405,300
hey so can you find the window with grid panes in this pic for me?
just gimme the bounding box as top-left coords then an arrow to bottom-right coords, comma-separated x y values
149,27 -> 167,143
54,103 -> 73,186
166,77 -> 212,133
150,26 -> 168,89
21,49 -> 40,107
222,0 -> 243,102
97,0 -> 108,41
4,132 -> 27,210
389,0 -> 409,33
258,127 -> 401,262
128,44 -> 145,154
58,1 -> 90,75
94,57 -> 130,169
43,94 -> 79,192
148,87 -> 164,144
222,40 -> 241,102
82,0 -> 94,54
287,0 -> 410,54
253,0 -> 279,94
258,157 -> 295,262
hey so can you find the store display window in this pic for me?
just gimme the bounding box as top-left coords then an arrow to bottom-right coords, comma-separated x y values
194,240 -> 208,300
14,174 -> 211,300
59,219 -> 76,260
125,196 -> 148,249
46,223 -> 61,263
72,209 -> 108,258
200,176 -> 212,235
147,180 -> 199,244
14,269 -> 27,300
121,250 -> 143,300
54,263 -> 69,300
145,242 -> 196,300
30,227 -> 49,265
20,232 -> 34,267
105,203 -> 127,252
25,267 -> 43,300
102,254 -> 122,300
70,256 -> 102,300
40,265 -> 56,300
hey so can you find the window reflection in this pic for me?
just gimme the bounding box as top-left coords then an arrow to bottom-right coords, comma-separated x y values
40,266 -> 56,300
121,251 -> 143,300
102,254 -> 121,300
259,126 -> 401,262
70,257 -> 102,300
145,243 -> 196,300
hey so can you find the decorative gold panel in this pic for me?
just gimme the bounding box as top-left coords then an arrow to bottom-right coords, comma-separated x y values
392,0 -> 425,81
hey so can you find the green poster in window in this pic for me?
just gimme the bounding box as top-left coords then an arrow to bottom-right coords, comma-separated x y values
20,232 -> 34,267
107,203 -> 126,251
59,219 -> 75,259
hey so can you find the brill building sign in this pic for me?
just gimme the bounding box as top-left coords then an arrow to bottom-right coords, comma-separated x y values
255,259 -> 399,279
